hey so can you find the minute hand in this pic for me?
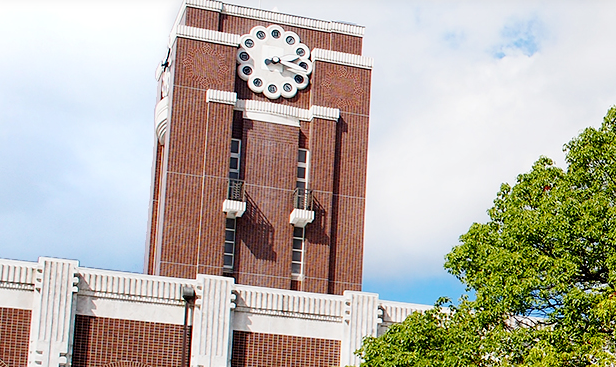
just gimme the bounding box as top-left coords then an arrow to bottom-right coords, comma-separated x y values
280,60 -> 306,74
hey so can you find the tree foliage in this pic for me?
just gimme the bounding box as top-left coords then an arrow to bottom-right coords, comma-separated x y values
357,107 -> 616,366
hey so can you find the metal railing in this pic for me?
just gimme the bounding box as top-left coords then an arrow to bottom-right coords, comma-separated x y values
293,188 -> 313,210
227,179 -> 245,201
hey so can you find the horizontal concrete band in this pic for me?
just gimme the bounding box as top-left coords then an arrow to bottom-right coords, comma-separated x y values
172,25 -> 374,69
181,0 -> 365,37
205,89 -> 341,127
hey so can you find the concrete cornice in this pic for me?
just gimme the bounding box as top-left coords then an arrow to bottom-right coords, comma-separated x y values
181,0 -> 365,37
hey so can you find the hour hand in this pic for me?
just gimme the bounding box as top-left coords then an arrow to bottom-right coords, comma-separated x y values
280,60 -> 306,73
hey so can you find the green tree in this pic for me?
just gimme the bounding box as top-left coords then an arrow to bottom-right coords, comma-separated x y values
357,106 -> 616,366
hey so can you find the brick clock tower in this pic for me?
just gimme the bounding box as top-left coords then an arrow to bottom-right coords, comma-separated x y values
145,0 -> 372,295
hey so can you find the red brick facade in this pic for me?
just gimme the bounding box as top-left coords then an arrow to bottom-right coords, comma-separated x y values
145,4 -> 371,295
0,307 -> 30,367
72,315 -> 185,367
231,331 -> 340,367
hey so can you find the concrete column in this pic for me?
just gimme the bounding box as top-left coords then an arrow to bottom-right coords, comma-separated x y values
190,274 -> 236,367
340,291 -> 381,367
27,257 -> 79,367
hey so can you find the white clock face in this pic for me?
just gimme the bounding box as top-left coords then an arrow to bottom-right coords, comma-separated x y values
237,25 -> 313,99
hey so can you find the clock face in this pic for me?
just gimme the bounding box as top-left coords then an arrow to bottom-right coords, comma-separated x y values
237,25 -> 313,99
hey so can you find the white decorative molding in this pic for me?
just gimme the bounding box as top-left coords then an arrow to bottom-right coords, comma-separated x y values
206,89 -> 237,105
174,25 -> 240,47
233,285 -> 344,322
184,0 -> 365,37
312,48 -> 373,69
340,291 -> 380,367
76,296 -> 185,325
310,105 -> 340,121
0,288 -> 33,311
154,96 -> 169,145
191,274 -> 235,367
0,257 -> 34,311
379,300 -> 432,324
28,258 -> 79,367
77,267 -> 191,305
222,199 -> 246,218
184,0 -> 224,12
0,259 -> 35,292
230,98 -> 340,127
289,208 -> 315,227
232,312 -> 343,340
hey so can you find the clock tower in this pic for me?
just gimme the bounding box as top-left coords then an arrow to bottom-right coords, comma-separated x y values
145,0 -> 372,295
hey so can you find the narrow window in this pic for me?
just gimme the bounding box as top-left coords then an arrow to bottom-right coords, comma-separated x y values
296,149 -> 309,189
291,226 -> 304,278
224,218 -> 236,271
229,139 -> 241,180
224,139 -> 242,271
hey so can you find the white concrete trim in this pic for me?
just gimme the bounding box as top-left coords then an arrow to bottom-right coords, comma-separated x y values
206,89 -> 237,105
223,199 -> 246,218
230,98 -> 339,127
312,48 -> 374,69
75,295 -> 185,325
233,285 -> 344,322
78,267 -> 193,304
28,258 -> 80,367
0,258 -> 36,286
379,300 -> 433,324
0,287 -> 32,310
340,291 -> 380,367
232,311 -> 343,340
192,275 -> 235,367
175,25 -> 240,47
184,0 -> 365,37
154,96 -> 169,145
236,99 -> 301,126
290,208 -> 315,227
310,105 -> 340,121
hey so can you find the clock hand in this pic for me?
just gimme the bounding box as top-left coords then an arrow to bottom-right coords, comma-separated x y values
280,60 -> 306,73
281,54 -> 300,62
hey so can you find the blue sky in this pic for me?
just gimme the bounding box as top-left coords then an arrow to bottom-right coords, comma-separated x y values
1,1 -> 616,306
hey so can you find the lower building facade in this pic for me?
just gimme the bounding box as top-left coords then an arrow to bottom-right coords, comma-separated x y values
0,257 -> 429,367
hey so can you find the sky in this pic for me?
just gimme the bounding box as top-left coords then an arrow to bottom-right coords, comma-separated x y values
1,0 -> 615,306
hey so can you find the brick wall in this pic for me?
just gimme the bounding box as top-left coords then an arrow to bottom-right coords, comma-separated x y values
72,315 -> 185,367
0,307 -> 30,367
233,120 -> 298,288
231,331 -> 340,367
184,7 -> 363,56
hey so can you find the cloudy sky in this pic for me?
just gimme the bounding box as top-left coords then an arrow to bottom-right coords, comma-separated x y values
1,0 -> 615,305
